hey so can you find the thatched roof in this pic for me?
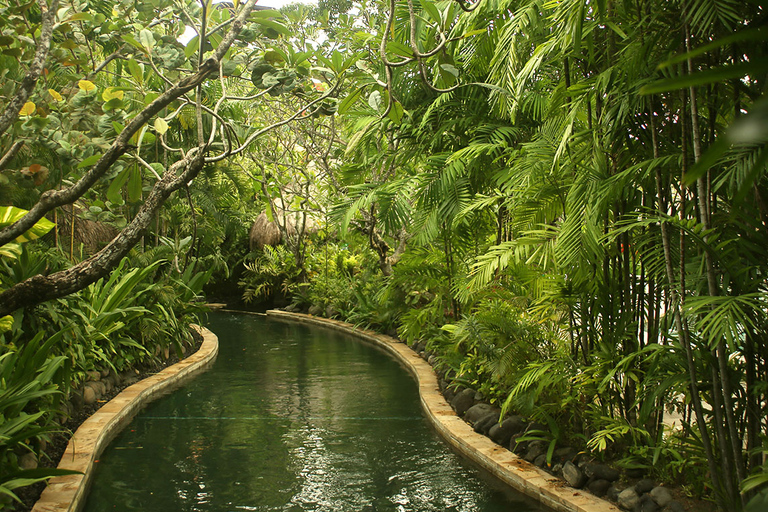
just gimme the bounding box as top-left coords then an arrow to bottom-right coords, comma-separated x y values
249,212 -> 284,251
249,202 -> 323,252
55,204 -> 118,255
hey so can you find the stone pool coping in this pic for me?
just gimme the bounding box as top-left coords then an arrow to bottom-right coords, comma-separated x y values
267,310 -> 621,512
31,325 -> 219,512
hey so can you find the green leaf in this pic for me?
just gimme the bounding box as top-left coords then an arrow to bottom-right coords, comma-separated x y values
121,35 -> 144,52
460,28 -> 487,39
112,121 -> 125,135
67,12 -> 93,22
0,206 -> 55,243
331,50 -> 344,73
252,18 -> 290,38
107,167 -> 130,205
0,316 -> 13,333
745,488 -> 768,512
683,138 -> 730,186
250,9 -> 283,17
387,98 -> 404,125
605,21 -> 627,40
139,29 -> 155,52
127,58 -> 143,83
386,40 -> 413,58
102,98 -> 123,111
419,0 -> 441,23
338,88 -> 363,114
77,153 -> 102,169
143,92 -> 158,105
641,61 -> 768,95
659,26 -> 768,70
128,167 -> 142,202
264,50 -> 285,65
185,35 -> 199,59
251,9 -> 281,18
440,63 -> 459,77
209,33 -> 222,49
368,90 -> 382,112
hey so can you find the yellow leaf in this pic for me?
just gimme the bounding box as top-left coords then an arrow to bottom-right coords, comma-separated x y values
0,315 -> 13,334
19,101 -> 36,116
78,79 -> 96,91
154,118 -> 169,135
48,89 -> 63,101
102,87 -> 124,102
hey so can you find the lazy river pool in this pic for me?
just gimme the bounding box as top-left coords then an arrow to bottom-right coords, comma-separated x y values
83,312 -> 545,511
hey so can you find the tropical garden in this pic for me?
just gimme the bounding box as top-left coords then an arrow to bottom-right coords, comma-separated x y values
0,0 -> 766,509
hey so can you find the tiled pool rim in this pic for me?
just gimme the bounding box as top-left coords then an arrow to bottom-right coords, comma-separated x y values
31,325 -> 219,512
267,310 -> 621,512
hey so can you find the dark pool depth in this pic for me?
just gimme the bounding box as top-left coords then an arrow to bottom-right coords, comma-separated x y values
84,313 -> 545,511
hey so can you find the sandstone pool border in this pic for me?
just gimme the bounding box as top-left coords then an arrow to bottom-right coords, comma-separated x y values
31,325 -> 219,512
267,310 -> 621,512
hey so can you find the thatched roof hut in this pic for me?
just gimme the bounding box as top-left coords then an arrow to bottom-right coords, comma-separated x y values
55,204 -> 118,255
249,212 -> 287,251
248,210 -> 326,251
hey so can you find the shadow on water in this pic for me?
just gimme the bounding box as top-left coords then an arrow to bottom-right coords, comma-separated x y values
84,312 -> 547,512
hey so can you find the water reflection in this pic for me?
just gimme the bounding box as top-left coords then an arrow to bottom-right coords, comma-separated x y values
83,313 -> 545,512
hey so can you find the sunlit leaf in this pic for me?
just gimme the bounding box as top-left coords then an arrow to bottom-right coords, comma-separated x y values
127,59 -> 143,83
139,29 -> 155,52
48,89 -> 63,101
0,206 -> 55,243
19,101 -> 35,116
0,316 -> 13,333
368,90 -> 382,112
102,87 -> 124,102
185,35 -> 199,59
78,79 -> 96,92
67,12 -> 93,22
154,118 -> 168,135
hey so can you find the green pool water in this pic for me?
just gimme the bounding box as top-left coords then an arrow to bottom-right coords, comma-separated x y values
84,313 -> 545,511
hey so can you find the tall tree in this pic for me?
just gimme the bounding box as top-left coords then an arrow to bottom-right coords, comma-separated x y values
0,0 -> 343,316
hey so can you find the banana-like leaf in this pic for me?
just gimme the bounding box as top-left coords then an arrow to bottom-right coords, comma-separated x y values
0,206 -> 55,243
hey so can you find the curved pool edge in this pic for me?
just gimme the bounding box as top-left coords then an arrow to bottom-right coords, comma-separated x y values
266,310 -> 620,512
31,325 -> 219,512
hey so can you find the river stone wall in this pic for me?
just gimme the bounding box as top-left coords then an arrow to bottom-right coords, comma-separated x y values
31,325 -> 219,512
266,310 -> 622,512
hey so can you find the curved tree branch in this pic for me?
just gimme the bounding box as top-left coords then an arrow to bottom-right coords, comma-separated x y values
0,149 -> 206,317
0,0 -> 259,248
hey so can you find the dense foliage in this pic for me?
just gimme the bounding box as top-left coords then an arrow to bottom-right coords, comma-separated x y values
1,0 -> 767,509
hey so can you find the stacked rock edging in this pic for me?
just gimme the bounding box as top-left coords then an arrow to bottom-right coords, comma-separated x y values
267,310 -> 622,512
31,325 -> 219,512
436,372 -> 690,512
271,310 -> 694,512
